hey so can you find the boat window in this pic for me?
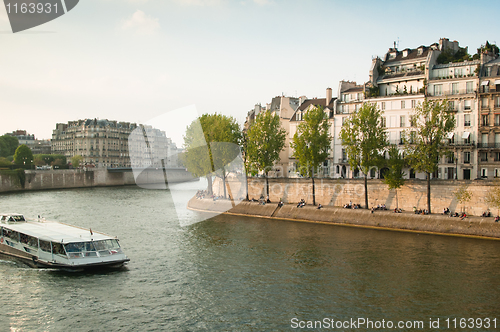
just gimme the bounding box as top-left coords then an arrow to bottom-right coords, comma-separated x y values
20,233 -> 38,247
52,243 -> 66,256
94,239 -> 120,250
39,240 -> 51,253
11,215 -> 25,222
3,229 -> 19,241
1,216 -> 5,221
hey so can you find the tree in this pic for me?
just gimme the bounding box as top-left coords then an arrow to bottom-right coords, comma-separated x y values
486,181 -> 500,216
290,106 -> 332,206
383,145 -> 406,209
13,144 -> 34,169
246,111 -> 287,198
454,183 -> 472,214
404,99 -> 456,214
340,102 -> 388,209
71,155 -> 84,168
183,113 -> 242,197
0,135 -> 19,158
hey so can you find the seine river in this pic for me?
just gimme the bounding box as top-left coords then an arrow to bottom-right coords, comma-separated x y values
1,184 -> 500,331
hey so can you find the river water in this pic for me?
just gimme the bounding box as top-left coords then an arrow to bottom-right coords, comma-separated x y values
1,185 -> 500,331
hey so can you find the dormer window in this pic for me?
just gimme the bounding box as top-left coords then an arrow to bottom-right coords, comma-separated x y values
389,53 -> 396,59
402,49 -> 409,57
417,48 -> 423,55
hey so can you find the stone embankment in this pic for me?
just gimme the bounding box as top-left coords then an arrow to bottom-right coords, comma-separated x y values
187,198 -> 500,240
0,168 -> 196,193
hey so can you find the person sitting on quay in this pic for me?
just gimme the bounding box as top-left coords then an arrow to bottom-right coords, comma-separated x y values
297,199 -> 305,208
266,195 -> 271,204
460,212 -> 467,220
278,200 -> 284,208
317,204 -> 322,210
482,211 -> 491,217
443,207 -> 450,215
495,216 -> 499,222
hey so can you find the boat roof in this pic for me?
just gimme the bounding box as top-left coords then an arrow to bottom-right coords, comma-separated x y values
0,214 -> 116,244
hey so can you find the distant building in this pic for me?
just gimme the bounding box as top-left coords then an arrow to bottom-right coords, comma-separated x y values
6,129 -> 51,155
51,119 -> 178,168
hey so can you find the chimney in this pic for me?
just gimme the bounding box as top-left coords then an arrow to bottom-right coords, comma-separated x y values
326,87 -> 332,106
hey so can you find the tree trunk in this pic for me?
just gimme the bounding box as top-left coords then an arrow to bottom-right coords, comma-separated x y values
245,176 -> 249,201
427,172 -> 431,214
223,168 -> 227,199
206,175 -> 213,195
395,188 -> 399,209
312,168 -> 316,206
364,174 -> 368,209
265,171 -> 269,199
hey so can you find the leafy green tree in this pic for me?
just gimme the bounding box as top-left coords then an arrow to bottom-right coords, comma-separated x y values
291,106 -> 332,206
71,155 -> 84,168
13,144 -> 34,169
383,145 -> 406,209
404,99 -> 456,214
454,183 -> 472,214
183,113 -> 242,197
340,102 -> 388,209
246,111 -> 287,198
0,135 -> 19,158
486,181 -> 500,215
0,157 -> 13,167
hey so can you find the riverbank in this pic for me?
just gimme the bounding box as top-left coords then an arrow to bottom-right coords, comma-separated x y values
187,198 -> 500,240
0,168 -> 196,193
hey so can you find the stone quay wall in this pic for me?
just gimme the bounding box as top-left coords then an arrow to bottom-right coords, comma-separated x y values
218,178 -> 500,217
187,199 -> 500,240
0,168 -> 196,193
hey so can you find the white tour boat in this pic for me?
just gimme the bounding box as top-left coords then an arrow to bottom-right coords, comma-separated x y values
0,213 -> 130,271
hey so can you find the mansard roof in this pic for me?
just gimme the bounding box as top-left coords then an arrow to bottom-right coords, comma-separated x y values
384,46 -> 431,64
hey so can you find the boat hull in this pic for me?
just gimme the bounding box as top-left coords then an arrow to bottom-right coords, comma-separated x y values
0,243 -> 129,271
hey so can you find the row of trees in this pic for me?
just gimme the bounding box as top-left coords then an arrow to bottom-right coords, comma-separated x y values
182,108 -> 333,204
340,99 -> 455,213
183,99 -> 456,213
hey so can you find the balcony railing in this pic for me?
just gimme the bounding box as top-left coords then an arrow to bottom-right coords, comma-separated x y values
338,158 -> 348,164
427,89 -> 476,97
477,143 -> 500,149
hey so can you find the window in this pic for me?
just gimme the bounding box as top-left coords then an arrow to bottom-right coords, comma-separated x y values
481,168 -> 488,178
496,114 -> 500,126
482,97 -> 488,109
399,131 -> 405,144
464,114 -> 471,127
410,115 -> 416,127
452,82 -> 459,94
486,67 -> 492,77
496,96 -> 500,108
449,101 -> 455,110
447,153 -> 455,164
434,84 -> 443,96
381,117 -> 386,127
381,102 -> 386,110
454,68 -> 463,77
482,114 -> 489,126
464,100 -> 471,111
481,152 -> 488,162
357,93 -> 363,100
355,104 -> 360,112
341,149 -> 347,162
410,168 -> 416,178
401,100 -> 405,109
466,81 -> 473,93
370,168 -> 376,178
464,151 -> 471,164
411,100 -> 416,108
495,153 -> 500,162
400,116 -> 405,128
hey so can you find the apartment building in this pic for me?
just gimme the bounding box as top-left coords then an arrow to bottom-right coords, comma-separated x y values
52,119 -> 178,168
478,54 -> 500,178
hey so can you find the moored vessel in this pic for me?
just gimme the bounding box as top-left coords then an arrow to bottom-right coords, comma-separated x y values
0,213 -> 130,271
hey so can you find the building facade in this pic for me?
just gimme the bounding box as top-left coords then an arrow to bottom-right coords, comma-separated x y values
51,119 -> 179,168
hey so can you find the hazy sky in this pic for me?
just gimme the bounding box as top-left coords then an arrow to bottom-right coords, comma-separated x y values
1,0 -> 500,146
